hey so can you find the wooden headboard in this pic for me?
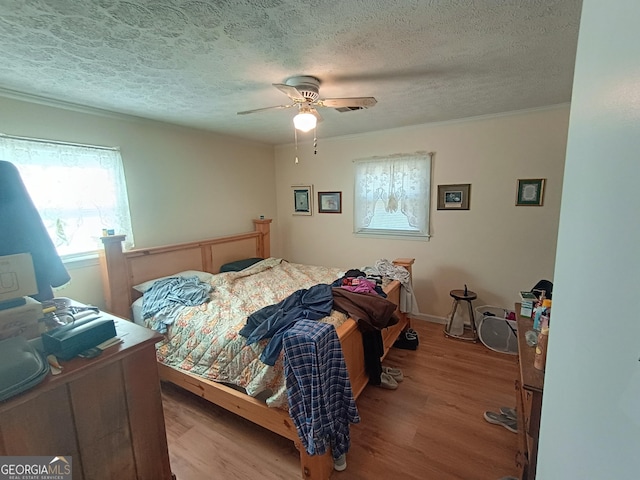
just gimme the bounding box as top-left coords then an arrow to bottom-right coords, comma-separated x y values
100,219 -> 272,319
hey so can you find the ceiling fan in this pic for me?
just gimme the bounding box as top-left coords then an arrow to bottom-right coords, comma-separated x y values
237,75 -> 377,132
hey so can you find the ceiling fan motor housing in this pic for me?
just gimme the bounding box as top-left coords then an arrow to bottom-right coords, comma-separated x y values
286,75 -> 320,102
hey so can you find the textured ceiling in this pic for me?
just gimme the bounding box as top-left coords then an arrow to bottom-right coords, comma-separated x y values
0,0 -> 582,145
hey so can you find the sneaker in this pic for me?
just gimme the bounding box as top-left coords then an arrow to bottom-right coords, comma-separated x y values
379,372 -> 399,390
483,411 -> 517,433
382,366 -> 404,382
334,454 -> 347,471
500,406 -> 517,420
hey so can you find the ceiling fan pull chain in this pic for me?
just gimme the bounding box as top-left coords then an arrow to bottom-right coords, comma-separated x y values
294,128 -> 299,164
314,127 -> 318,155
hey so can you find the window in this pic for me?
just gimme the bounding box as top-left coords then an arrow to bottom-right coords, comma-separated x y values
354,152 -> 432,239
0,135 -> 134,258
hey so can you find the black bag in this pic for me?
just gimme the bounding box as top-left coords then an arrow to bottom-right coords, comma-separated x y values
532,279 -> 553,300
0,336 -> 49,402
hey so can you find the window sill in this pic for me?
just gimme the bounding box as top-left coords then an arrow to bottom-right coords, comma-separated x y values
61,251 -> 100,269
354,232 -> 430,241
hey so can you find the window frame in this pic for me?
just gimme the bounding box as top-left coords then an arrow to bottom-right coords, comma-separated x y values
0,135 -> 134,260
353,152 -> 432,240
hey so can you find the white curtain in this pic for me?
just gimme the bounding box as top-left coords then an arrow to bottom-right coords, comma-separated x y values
354,152 -> 431,237
0,136 -> 134,256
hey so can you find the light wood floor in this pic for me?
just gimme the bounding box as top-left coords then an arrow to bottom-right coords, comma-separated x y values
162,320 -> 519,480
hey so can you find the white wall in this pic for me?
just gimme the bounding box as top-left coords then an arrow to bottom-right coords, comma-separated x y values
1,99 -> 570,321
537,1 -> 640,478
0,96 -> 277,308
274,107 -> 569,318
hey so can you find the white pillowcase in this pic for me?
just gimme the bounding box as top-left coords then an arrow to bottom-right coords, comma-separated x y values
131,297 -> 145,325
132,270 -> 214,293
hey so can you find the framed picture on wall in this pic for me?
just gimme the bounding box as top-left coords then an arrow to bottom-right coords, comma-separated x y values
318,191 -> 342,213
516,178 -> 545,206
437,184 -> 471,210
292,185 -> 312,215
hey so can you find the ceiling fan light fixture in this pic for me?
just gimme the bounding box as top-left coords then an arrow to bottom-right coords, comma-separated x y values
293,111 -> 317,132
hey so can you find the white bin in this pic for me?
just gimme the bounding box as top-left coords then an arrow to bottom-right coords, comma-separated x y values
475,305 -> 518,355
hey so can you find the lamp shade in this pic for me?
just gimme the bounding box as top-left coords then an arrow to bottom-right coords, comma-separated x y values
293,112 -> 317,132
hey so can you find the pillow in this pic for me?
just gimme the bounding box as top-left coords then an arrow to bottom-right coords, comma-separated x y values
130,296 -> 145,325
219,258 -> 263,273
133,270 -> 214,293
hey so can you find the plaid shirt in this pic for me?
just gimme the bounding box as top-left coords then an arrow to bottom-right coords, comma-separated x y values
283,320 -> 360,460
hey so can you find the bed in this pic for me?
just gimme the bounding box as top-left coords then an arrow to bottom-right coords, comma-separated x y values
100,219 -> 415,479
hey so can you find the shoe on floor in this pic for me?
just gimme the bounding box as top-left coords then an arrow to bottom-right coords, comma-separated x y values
407,328 -> 419,345
393,332 -> 418,350
382,366 -> 403,382
483,411 -> 517,433
500,406 -> 517,420
334,454 -> 347,471
379,372 -> 399,390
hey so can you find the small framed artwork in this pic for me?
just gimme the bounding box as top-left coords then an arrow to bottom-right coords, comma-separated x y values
437,184 -> 471,210
318,191 -> 342,213
292,185 -> 312,215
516,178 -> 545,206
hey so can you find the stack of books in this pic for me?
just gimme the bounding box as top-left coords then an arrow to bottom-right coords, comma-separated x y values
519,291 -> 538,317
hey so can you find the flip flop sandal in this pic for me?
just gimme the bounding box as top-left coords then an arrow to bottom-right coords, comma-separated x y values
483,411 -> 518,433
382,366 -> 404,382
500,406 -> 517,420
379,372 -> 398,390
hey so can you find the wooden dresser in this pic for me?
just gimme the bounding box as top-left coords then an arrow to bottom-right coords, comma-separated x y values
514,304 -> 545,480
0,311 -> 173,480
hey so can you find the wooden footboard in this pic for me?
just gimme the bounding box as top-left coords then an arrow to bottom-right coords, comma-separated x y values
157,307 -> 407,480
100,221 -> 414,480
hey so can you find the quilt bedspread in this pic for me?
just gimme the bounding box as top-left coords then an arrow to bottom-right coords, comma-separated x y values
152,258 -> 346,408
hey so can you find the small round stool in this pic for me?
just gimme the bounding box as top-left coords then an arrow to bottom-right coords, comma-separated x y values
444,288 -> 478,342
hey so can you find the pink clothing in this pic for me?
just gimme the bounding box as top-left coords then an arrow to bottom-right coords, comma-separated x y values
341,277 -> 378,295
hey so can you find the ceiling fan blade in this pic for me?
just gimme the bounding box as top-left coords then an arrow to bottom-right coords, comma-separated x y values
273,83 -> 305,101
237,104 -> 295,115
318,97 -> 377,108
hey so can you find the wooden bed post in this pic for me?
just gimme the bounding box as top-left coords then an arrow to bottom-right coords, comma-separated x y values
299,446 -> 334,480
100,234 -> 131,318
392,258 -> 416,329
253,218 -> 272,258
392,257 -> 415,276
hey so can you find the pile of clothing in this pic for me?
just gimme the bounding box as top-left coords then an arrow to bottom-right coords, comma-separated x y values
331,267 -> 419,389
